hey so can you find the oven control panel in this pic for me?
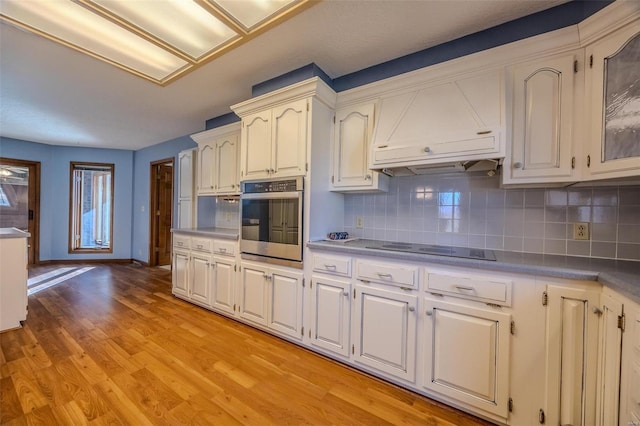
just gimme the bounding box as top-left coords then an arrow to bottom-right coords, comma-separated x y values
242,177 -> 303,193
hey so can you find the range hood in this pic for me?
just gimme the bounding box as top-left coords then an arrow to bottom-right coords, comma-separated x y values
379,159 -> 501,177
367,68 -> 506,176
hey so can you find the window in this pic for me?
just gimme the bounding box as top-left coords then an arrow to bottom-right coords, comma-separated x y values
69,162 -> 114,253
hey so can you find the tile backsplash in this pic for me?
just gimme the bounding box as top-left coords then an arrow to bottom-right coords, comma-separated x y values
343,173 -> 640,261
196,196 -> 240,229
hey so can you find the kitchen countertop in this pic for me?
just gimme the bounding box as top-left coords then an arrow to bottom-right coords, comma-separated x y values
0,228 -> 31,239
307,238 -> 640,304
171,227 -> 239,240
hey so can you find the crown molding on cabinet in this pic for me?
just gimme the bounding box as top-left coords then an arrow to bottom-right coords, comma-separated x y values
190,121 -> 240,142
578,0 -> 640,46
231,76 -> 336,117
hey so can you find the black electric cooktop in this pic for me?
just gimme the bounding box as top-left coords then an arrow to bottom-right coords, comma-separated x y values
364,241 -> 496,261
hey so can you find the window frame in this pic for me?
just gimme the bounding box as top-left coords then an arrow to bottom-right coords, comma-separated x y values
68,161 -> 115,254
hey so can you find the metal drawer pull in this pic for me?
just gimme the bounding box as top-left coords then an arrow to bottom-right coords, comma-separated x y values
426,311 -> 433,316
324,264 -> 337,269
177,242 -> 183,246
455,285 -> 475,292
408,306 -> 415,312
343,291 -> 349,296
514,162 -> 523,169
218,248 -> 227,253
376,272 -> 392,278
423,147 -> 431,153
476,130 -> 492,135
197,244 -> 203,249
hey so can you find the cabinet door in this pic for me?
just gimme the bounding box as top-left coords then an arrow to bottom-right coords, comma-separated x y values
271,99 -> 307,177
333,103 -> 377,188
423,297 -> 511,419
238,262 -> 268,325
211,256 -> 236,315
545,285 -> 601,426
197,141 -> 216,194
586,25 -> 640,179
190,253 -> 210,305
310,276 -> 351,357
172,249 -> 189,298
506,53 -> 578,183
268,267 -> 303,339
177,199 -> 192,229
178,149 -> 194,199
216,134 -> 240,194
241,111 -> 271,180
596,293 -> 623,426
353,285 -> 417,382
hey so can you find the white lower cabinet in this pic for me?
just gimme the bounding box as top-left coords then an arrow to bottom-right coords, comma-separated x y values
353,284 -> 417,382
171,233 -> 238,312
544,284 -> 601,426
239,261 -> 304,340
423,297 -> 511,419
309,275 -> 351,357
171,248 -> 190,298
190,252 -> 211,305
211,256 -> 237,315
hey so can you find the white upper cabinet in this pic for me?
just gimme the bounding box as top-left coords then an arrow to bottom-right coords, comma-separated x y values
370,69 -> 504,169
232,78 -> 337,182
177,148 -> 195,228
504,51 -> 580,185
584,22 -> 640,179
190,123 -> 241,195
240,99 -> 308,180
331,102 -> 389,192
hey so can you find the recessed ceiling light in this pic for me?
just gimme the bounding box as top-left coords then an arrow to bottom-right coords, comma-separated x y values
0,0 -> 315,85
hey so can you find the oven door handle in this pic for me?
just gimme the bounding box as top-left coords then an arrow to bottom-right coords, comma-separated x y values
241,192 -> 301,200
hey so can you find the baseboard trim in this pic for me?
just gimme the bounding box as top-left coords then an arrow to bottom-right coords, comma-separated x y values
36,258 -> 135,265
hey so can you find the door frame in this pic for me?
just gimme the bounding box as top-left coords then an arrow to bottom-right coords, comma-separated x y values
149,158 -> 174,267
0,157 -> 40,264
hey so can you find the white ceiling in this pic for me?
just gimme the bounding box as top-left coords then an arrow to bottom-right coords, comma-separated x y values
0,0 -> 567,151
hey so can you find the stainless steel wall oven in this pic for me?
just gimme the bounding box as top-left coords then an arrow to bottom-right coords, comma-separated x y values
240,177 -> 303,264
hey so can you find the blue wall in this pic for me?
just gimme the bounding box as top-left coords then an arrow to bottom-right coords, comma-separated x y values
0,136 -> 134,261
131,135 -> 195,262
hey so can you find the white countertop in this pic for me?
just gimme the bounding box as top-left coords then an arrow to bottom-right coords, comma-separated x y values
0,228 -> 31,239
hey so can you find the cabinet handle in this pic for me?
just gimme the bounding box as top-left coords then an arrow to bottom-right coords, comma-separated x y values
177,242 -> 183,246
270,168 -> 276,174
408,306 -> 415,312
476,130 -> 492,135
423,147 -> 431,153
376,272 -> 392,278
425,310 -> 433,316
592,307 -> 603,315
197,244 -> 203,249
265,168 -> 270,173
343,291 -> 349,296
218,248 -> 227,253
455,285 -> 475,292
324,264 -> 337,270
513,162 -> 522,169
365,174 -> 371,180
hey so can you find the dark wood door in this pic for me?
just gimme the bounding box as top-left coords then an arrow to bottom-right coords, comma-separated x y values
0,158 -> 40,264
150,158 -> 174,267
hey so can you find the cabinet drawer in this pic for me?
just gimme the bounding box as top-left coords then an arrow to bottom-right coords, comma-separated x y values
312,254 -> 352,277
356,260 -> 418,290
213,240 -> 235,257
425,270 -> 512,306
173,234 -> 191,249
191,238 -> 213,253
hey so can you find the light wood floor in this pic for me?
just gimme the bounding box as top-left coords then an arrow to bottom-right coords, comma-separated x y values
1,263 -> 493,425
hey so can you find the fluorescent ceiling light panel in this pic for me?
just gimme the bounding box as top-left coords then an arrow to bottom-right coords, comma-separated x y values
0,0 -> 312,85
88,0 -> 238,60
213,0 -> 299,30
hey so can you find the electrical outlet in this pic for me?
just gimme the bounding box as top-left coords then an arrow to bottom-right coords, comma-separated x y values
356,216 -> 364,229
573,222 -> 590,240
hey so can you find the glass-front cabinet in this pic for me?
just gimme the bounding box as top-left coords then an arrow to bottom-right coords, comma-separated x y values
586,24 -> 640,179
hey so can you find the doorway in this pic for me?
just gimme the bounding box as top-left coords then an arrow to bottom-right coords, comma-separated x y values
0,158 -> 40,264
149,158 -> 174,267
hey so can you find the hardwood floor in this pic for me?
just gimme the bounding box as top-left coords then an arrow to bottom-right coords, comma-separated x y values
1,263 -> 492,425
